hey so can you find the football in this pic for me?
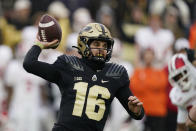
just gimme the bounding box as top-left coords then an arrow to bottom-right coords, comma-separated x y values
38,14 -> 62,49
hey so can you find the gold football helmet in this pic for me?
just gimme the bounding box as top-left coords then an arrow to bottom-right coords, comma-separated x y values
77,23 -> 114,62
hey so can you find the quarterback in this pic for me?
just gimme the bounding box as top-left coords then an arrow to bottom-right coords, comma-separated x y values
23,23 -> 144,131
168,53 -> 196,131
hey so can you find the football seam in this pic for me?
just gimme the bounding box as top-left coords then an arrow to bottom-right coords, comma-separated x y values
39,21 -> 55,28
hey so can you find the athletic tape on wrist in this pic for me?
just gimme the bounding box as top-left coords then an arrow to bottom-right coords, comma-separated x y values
35,41 -> 44,49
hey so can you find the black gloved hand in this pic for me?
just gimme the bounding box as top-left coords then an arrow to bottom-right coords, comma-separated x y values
185,48 -> 195,63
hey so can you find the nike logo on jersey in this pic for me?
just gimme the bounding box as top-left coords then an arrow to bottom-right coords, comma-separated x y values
101,79 -> 109,83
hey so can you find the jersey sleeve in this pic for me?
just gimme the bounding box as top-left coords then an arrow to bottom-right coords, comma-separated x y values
115,68 -> 144,120
23,45 -> 61,83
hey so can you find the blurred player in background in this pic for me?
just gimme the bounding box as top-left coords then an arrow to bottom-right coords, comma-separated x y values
168,53 -> 196,131
3,31 -> 47,131
165,38 -> 190,131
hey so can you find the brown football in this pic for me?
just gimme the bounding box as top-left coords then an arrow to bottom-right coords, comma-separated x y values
38,14 -> 62,49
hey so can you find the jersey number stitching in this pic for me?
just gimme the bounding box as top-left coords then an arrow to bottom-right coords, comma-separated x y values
72,82 -> 111,121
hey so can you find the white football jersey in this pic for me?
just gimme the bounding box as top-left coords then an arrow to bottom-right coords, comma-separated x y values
5,60 -> 45,109
170,85 -> 196,123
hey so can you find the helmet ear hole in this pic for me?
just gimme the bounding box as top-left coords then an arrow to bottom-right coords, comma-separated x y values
81,37 -> 87,43
78,43 -> 82,48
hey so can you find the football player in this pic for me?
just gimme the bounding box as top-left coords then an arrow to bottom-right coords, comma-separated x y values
168,53 -> 196,131
23,23 -> 144,131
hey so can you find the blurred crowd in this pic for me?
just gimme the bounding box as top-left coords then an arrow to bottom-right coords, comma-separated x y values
0,0 -> 196,131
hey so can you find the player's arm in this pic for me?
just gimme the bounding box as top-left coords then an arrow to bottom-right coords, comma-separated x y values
23,39 -> 60,83
116,81 -> 144,120
186,106 -> 196,129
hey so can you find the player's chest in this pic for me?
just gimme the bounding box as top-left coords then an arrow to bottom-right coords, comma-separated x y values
68,71 -> 120,121
73,68 -> 120,90
60,68 -> 120,102
172,87 -> 196,108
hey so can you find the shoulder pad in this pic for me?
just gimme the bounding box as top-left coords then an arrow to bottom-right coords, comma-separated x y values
169,86 -> 196,107
63,55 -> 84,71
105,63 -> 125,78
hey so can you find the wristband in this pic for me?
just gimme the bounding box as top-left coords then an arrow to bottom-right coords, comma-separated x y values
35,41 -> 44,49
188,111 -> 196,123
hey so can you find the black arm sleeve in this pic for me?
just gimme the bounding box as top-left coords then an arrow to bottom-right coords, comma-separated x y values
23,45 -> 60,83
116,77 -> 144,120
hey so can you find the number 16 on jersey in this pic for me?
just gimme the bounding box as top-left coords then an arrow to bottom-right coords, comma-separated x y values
72,82 -> 111,121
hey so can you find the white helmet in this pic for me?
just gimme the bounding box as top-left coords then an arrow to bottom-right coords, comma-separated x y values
168,53 -> 196,91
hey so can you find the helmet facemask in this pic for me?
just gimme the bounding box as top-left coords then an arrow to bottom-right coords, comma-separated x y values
169,65 -> 192,92
87,38 -> 113,63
